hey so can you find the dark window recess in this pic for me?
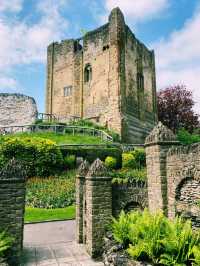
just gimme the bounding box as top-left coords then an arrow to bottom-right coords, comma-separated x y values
84,64 -> 92,83
137,73 -> 144,91
103,45 -> 109,51
64,86 -> 72,96
74,39 -> 83,52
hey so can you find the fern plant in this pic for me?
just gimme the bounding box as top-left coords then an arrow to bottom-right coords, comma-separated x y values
111,210 -> 131,247
111,209 -> 200,265
159,217 -> 200,265
193,245 -> 200,265
127,209 -> 167,264
0,230 -> 14,258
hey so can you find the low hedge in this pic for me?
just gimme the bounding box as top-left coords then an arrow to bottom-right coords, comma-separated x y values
60,146 -> 122,167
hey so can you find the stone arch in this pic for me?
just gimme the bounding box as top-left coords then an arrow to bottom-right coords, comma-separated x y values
123,200 -> 144,213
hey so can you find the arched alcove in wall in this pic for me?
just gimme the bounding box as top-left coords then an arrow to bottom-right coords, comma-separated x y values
84,64 -> 92,83
123,201 -> 144,213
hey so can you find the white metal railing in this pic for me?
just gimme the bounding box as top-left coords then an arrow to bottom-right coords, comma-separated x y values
0,124 -> 113,142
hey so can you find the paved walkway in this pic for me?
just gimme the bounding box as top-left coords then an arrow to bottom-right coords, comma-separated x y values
22,220 -> 103,266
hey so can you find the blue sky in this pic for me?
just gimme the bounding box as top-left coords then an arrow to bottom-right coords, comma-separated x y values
0,0 -> 200,113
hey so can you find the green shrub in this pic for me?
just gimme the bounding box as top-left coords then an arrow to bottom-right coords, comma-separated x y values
64,155 -> 76,169
130,149 -> 146,169
111,209 -> 200,265
105,156 -> 117,169
122,153 -> 136,168
61,146 -> 122,167
26,171 -> 76,208
0,137 -> 63,177
177,128 -> 200,145
111,168 -> 147,183
0,230 -> 14,259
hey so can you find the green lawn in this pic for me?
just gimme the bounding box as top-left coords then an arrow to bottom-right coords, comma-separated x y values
1,132 -> 105,145
24,205 -> 76,223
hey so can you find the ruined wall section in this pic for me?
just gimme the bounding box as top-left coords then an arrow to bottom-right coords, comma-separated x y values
123,27 -> 157,143
82,24 -> 110,123
0,93 -> 37,126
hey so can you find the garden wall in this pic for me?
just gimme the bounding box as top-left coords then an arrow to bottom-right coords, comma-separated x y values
112,181 -> 147,217
167,144 -> 200,227
76,159 -> 148,258
0,160 -> 26,265
145,122 -> 200,228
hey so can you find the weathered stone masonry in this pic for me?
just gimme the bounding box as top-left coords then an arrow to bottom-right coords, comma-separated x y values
0,93 -> 37,127
46,7 -> 157,143
145,122 -> 200,227
76,159 -> 148,258
0,160 -> 26,266
112,181 -> 147,217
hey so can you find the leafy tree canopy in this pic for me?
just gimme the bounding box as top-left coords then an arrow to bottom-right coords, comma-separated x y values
157,85 -> 199,133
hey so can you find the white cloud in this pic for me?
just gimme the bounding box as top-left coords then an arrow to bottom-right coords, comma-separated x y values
0,0 -> 23,13
105,0 -> 169,22
153,5 -> 200,113
0,0 -> 69,91
0,76 -> 19,92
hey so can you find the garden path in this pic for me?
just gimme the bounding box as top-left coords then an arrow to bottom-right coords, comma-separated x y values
22,220 -> 103,266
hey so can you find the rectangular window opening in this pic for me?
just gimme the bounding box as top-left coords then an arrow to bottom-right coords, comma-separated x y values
64,86 -> 72,97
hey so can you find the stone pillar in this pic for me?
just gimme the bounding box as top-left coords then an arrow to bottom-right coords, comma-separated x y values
76,160 -> 89,243
0,159 -> 26,266
145,122 -> 179,215
85,159 -> 112,258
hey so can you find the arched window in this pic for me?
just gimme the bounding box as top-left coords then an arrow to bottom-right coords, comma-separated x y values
84,64 -> 92,83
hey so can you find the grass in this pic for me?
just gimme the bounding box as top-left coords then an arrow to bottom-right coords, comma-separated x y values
0,132 -> 105,145
24,205 -> 75,223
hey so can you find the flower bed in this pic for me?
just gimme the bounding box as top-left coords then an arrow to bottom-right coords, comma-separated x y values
26,171 -> 76,209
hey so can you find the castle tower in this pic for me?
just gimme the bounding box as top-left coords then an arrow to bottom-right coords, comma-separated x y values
45,7 -> 157,143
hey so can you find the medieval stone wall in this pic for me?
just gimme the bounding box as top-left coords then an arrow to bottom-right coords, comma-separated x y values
0,93 -> 37,127
83,24 -> 110,121
123,27 -> 157,143
46,7 -> 157,143
46,40 -> 78,117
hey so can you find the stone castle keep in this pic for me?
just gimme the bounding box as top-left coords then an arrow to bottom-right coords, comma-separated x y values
45,7 -> 157,143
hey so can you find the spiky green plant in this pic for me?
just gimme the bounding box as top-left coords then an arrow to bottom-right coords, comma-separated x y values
159,217 -> 200,265
111,210 -> 131,247
111,210 -> 200,265
127,210 -> 167,264
0,231 -> 14,258
192,245 -> 200,265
